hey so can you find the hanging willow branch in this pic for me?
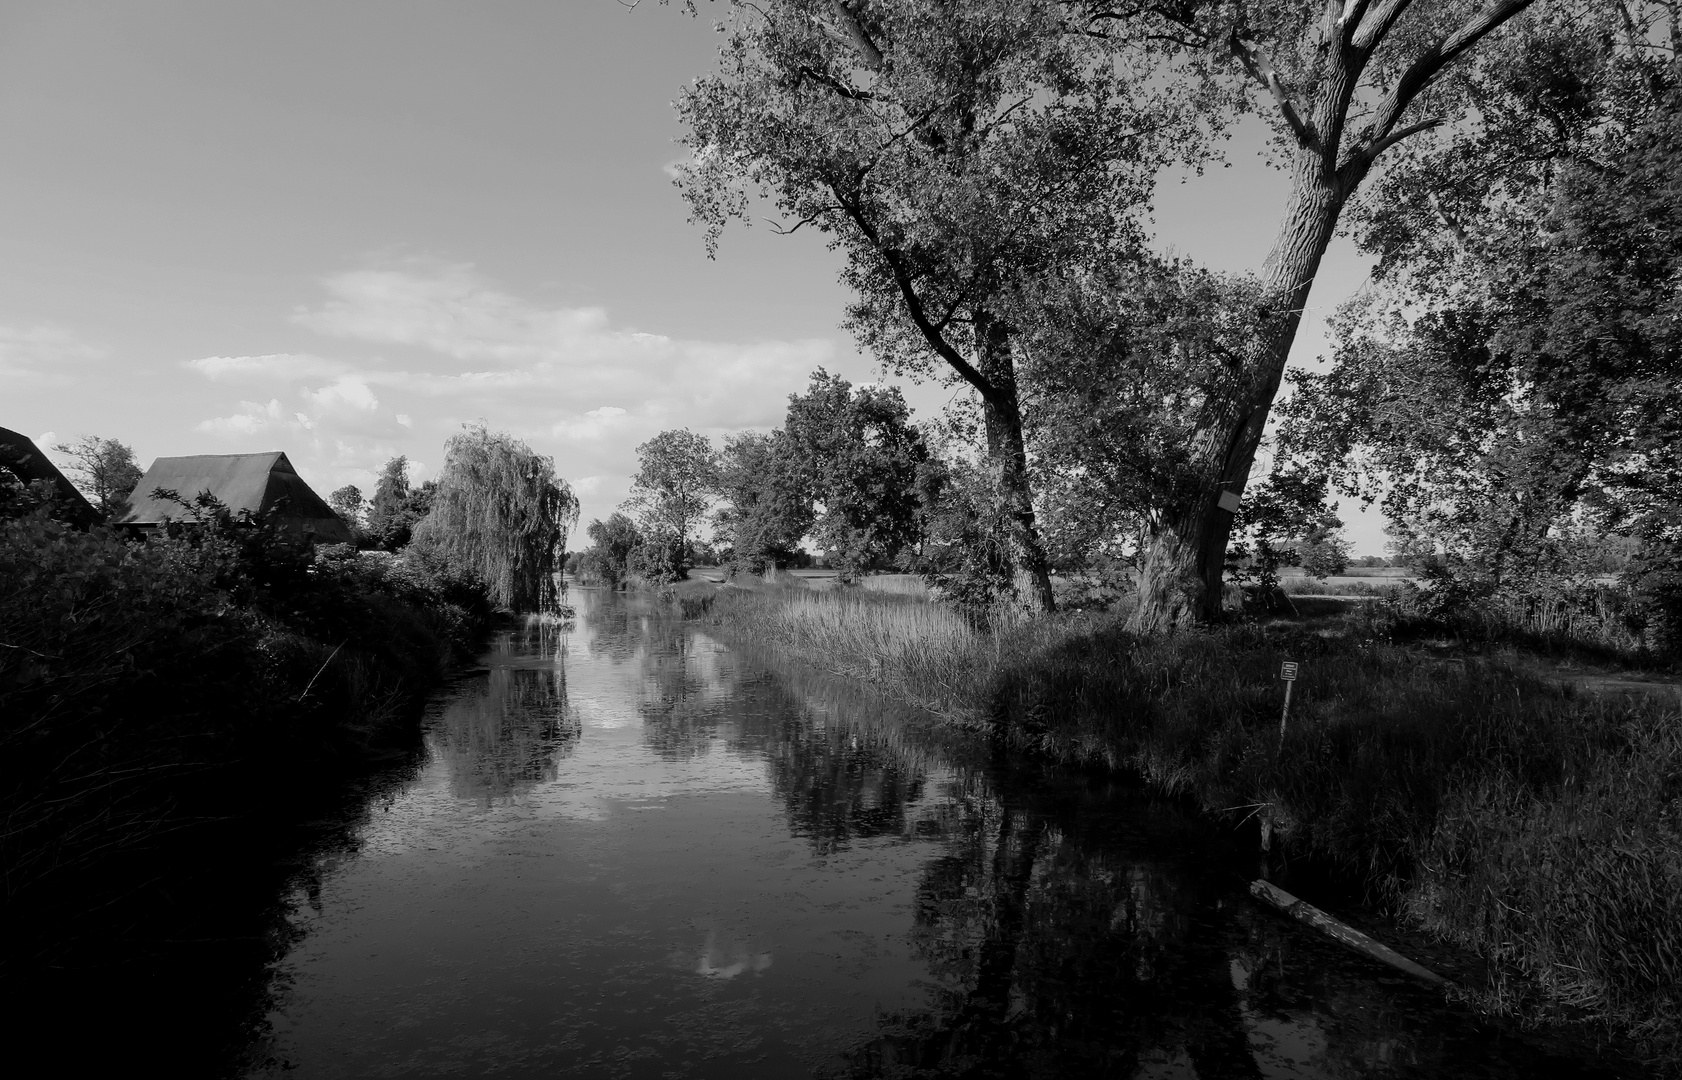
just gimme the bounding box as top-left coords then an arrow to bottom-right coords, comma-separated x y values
411,424 -> 579,612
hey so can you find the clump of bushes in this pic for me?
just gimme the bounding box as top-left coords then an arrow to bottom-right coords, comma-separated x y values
0,496 -> 493,950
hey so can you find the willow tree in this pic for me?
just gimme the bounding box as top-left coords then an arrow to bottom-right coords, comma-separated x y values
412,424 -> 579,612
675,0 -> 1201,613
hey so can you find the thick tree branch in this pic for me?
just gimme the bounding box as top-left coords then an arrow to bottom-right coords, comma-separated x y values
1344,115 -> 1443,176
1229,30 -> 1317,150
795,65 -> 875,101
1350,0 -> 1412,53
1362,0 -> 1536,152
826,0 -> 884,70
829,190 -> 1002,407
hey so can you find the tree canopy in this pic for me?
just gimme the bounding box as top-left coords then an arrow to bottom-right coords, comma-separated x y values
676,0 -> 1205,611
1280,3 -> 1682,628
52,435 -> 143,521
411,425 -> 579,612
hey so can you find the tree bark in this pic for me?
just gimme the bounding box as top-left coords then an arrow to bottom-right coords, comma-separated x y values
1128,147 -> 1356,632
976,312 -> 1057,614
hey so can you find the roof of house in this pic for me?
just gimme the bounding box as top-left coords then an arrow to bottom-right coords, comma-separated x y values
0,425 -> 100,526
120,451 -> 353,543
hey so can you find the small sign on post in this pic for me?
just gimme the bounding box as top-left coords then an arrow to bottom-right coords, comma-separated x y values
1217,489 -> 1243,513
1278,661 -> 1298,750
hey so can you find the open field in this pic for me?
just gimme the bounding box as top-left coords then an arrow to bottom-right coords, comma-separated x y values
695,579 -> 1682,1070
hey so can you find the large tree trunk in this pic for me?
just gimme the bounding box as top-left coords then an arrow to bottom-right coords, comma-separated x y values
1128,148 -> 1361,633
976,313 -> 1057,614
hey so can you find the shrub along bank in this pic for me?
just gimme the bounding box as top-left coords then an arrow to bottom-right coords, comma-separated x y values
0,500 -> 493,1065
704,582 -> 1682,1070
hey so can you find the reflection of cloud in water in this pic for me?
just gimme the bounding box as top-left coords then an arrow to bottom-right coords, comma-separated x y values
431,666 -> 578,806
694,931 -> 772,980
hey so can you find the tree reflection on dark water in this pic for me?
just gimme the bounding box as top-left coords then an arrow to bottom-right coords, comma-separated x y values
432,664 -> 578,805
221,591 -> 1643,1077
610,600 -> 1629,1079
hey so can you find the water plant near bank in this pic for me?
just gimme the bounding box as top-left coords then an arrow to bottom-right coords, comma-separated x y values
703,581 -> 1682,1071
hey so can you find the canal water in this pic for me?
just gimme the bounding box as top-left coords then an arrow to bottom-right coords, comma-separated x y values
247,590 -> 1625,1079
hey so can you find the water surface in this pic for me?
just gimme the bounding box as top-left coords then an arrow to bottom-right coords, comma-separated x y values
251,591 -> 1629,1078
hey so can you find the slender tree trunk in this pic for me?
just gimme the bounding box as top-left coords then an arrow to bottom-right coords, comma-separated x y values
976,313 -> 1057,614
1128,148 -> 1360,632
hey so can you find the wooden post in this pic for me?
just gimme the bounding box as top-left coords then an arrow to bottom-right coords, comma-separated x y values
1249,879 -> 1446,986
1278,660 -> 1298,750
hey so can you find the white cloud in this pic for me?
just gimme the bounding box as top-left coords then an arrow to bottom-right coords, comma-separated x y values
183,262 -> 851,526
196,398 -> 287,436
306,377 -> 380,413
184,353 -> 348,381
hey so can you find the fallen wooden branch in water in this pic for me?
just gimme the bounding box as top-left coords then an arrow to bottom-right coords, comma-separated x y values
1249,879 -> 1446,986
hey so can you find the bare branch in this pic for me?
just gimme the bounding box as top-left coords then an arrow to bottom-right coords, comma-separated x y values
1362,0 -> 1537,153
1229,30 -> 1317,150
1346,115 -> 1443,174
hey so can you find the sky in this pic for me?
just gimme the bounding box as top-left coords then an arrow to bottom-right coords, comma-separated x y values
0,0 -> 1387,554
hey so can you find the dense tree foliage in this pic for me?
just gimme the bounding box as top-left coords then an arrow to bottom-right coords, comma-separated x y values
676,0 -> 1204,611
784,371 -> 928,578
327,484 -> 366,541
410,425 -> 578,612
52,435 -> 143,520
624,428 -> 720,579
715,430 -> 813,574
1281,2 -> 1682,644
574,513 -> 644,589
365,456 -> 435,551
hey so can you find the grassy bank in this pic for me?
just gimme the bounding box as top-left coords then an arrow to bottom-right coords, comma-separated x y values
704,581 -> 1682,1069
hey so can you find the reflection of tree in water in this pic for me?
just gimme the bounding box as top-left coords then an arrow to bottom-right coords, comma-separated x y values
758,712 -> 929,854
636,631 -> 740,760
433,666 -> 578,805
835,773 -> 1266,1080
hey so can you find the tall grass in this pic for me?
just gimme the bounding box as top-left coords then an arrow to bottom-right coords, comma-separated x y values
705,583 -> 987,717
706,586 -> 1682,1069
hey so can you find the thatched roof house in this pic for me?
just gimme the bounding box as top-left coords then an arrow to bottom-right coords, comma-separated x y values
0,425 -> 99,526
120,451 -> 353,544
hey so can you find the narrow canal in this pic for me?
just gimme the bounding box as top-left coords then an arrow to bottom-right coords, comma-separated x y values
247,590 -> 1623,1078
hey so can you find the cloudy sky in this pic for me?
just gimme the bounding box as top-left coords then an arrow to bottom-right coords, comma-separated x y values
1,0 -> 1385,552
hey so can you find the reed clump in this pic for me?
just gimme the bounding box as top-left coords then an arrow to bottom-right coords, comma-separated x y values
707,584 -> 1682,1068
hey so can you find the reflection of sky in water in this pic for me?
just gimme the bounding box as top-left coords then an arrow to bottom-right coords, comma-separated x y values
257,590 -> 1622,1080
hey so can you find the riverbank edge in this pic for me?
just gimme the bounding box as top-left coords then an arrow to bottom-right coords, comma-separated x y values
690,582 -> 1680,1075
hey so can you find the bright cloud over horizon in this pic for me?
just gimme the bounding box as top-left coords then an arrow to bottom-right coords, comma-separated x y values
176,263 -> 845,526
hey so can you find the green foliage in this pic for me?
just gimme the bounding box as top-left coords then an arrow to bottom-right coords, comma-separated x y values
365,456 -> 435,551
577,513 -> 643,588
786,370 -> 928,578
1227,469 -> 1349,589
410,424 -> 579,612
675,1 -> 1207,611
904,455 -> 1022,618
624,428 -> 719,574
1285,12 -> 1682,648
715,430 -> 812,574
51,434 -> 143,520
328,483 -> 366,537
0,500 -> 492,935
